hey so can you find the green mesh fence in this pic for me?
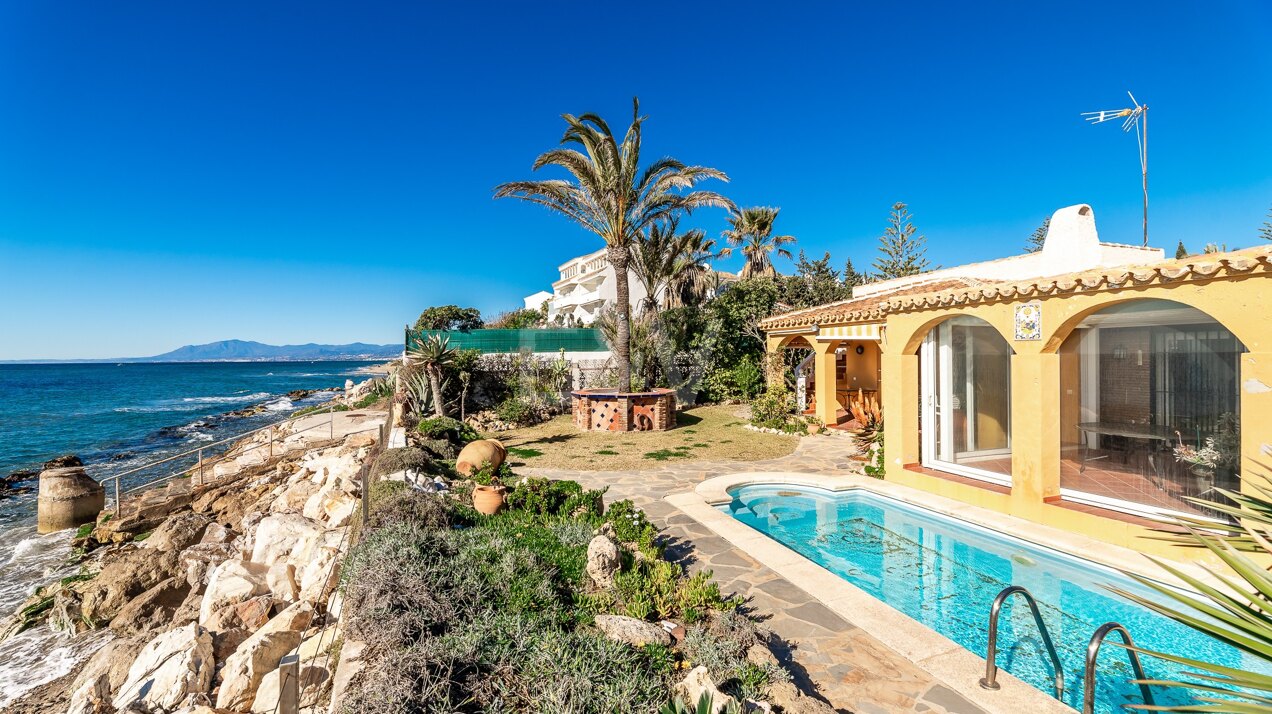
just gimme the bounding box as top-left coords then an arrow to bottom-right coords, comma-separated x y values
406,328 -> 608,354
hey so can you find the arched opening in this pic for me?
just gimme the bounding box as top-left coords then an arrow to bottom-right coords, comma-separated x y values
1056,299 -> 1244,518
919,316 -> 1014,485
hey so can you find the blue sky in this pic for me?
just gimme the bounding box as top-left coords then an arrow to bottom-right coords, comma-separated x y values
1,1 -> 1269,360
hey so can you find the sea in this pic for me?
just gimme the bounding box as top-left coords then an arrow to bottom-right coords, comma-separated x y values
0,360 -> 381,705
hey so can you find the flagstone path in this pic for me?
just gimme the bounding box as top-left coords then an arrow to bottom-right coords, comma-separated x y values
524,432 -> 988,714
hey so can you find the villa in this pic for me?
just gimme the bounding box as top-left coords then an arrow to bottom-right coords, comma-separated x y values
528,246 -> 736,325
762,204 -> 1272,559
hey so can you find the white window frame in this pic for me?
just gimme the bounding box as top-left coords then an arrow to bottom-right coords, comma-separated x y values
921,323 -> 1013,487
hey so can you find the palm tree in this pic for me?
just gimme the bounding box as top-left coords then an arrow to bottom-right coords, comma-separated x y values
720,206 -> 796,278
631,215 -> 718,314
408,334 -> 455,418
494,98 -> 732,392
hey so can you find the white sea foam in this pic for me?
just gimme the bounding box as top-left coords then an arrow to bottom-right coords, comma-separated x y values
0,627 -> 112,707
181,392 -> 271,404
264,397 -> 294,411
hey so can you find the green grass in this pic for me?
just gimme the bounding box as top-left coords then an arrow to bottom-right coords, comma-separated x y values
596,449 -> 619,456
508,446 -> 545,458
643,449 -> 693,461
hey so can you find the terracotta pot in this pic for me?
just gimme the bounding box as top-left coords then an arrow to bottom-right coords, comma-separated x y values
806,423 -> 823,435
472,485 -> 507,515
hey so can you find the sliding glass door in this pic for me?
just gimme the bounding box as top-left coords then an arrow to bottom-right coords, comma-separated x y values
921,318 -> 1014,484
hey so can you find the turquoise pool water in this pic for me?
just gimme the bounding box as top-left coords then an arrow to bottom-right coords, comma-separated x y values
723,484 -> 1265,713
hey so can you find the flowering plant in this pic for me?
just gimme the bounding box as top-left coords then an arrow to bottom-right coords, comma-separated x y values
1173,433 -> 1222,472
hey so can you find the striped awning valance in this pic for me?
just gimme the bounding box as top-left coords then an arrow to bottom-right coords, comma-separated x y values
816,323 -> 881,341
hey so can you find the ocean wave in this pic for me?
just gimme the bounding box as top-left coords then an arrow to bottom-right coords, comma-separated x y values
264,397 -> 294,411
0,627 -> 112,707
181,392 -> 271,404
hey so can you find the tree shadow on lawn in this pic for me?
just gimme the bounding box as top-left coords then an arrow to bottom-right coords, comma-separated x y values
675,412 -> 704,428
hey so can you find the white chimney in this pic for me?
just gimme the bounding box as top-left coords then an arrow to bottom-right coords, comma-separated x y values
1040,204 -> 1102,273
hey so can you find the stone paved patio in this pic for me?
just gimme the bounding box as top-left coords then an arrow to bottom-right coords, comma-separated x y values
524,431 -> 988,714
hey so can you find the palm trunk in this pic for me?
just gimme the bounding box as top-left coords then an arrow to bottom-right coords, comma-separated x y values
427,367 -> 445,418
608,243 -> 633,392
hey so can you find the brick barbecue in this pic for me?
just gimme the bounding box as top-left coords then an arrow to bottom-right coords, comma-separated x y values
572,388 -> 677,431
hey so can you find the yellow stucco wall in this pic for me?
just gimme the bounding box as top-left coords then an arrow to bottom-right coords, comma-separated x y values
874,277 -> 1272,565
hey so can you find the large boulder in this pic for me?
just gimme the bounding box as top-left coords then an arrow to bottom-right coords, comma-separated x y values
266,562 -> 300,604
199,559 -> 269,623
144,510 -> 211,552
181,541 -> 238,590
66,635 -> 148,714
250,513 -> 324,568
114,623 -> 214,712
586,534 -> 621,589
215,628 -> 302,710
593,614 -> 672,647
456,439 -> 506,476
271,479 -> 318,514
79,547 -> 182,625
110,576 -> 192,636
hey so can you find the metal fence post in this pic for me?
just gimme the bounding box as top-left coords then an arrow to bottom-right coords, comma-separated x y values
268,428 -> 274,460
361,463 -> 370,525
329,405 -> 335,440
113,479 -> 121,517
197,448 -> 204,487
277,653 -> 299,714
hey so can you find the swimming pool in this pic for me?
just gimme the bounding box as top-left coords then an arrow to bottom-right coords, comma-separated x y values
722,484 -> 1264,713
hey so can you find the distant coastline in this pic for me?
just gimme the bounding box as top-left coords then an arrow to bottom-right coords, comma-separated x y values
2,338 -> 403,364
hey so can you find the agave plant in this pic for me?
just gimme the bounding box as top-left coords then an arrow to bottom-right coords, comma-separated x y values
659,691 -> 741,714
1112,450 -> 1272,711
407,334 -> 455,418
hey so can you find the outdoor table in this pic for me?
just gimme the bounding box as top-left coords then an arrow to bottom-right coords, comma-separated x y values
1075,421 -> 1175,485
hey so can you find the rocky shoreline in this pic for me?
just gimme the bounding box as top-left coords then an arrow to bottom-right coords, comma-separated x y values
0,379 -> 392,714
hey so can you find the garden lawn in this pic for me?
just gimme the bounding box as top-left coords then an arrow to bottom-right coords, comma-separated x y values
494,405 -> 798,470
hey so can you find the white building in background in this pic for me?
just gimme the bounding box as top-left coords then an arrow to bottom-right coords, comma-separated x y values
538,247 -> 645,325
522,290 -> 553,312
527,246 -> 739,325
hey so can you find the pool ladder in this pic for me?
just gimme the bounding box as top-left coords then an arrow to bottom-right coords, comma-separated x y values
979,585 -> 1155,714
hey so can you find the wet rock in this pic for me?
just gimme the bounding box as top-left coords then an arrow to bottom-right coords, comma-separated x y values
593,614 -> 672,647
113,623 -> 214,712
586,534 -> 621,588
43,454 -> 84,469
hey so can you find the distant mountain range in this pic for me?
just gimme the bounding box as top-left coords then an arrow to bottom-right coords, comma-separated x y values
3,339 -> 403,363
141,340 -> 402,362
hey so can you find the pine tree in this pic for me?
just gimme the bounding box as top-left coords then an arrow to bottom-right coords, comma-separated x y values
1175,241 -> 1188,259
873,202 -> 935,279
1261,206 -> 1272,241
1025,218 -> 1049,253
843,258 -> 865,292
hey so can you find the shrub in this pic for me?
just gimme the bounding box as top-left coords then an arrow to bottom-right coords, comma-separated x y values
680,611 -> 786,701
417,416 -> 479,445
370,447 -> 433,478
470,461 -> 513,486
496,396 -> 536,426
605,499 -> 659,550
864,433 -> 885,478
414,437 -> 457,460
506,478 -> 603,518
749,386 -> 796,431
365,487 -> 451,533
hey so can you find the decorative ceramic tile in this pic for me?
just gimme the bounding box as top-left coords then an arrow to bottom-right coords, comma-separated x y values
1014,301 -> 1042,341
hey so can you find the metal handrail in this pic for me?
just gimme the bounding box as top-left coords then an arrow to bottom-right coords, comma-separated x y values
1083,622 -> 1155,714
99,401 -> 346,515
980,585 -> 1066,700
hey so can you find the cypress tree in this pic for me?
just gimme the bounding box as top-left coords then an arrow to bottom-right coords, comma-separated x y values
873,202 -> 935,279
1025,218 -> 1049,253
1175,241 -> 1188,259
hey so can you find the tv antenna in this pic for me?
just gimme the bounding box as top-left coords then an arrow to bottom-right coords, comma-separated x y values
1082,92 -> 1149,246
